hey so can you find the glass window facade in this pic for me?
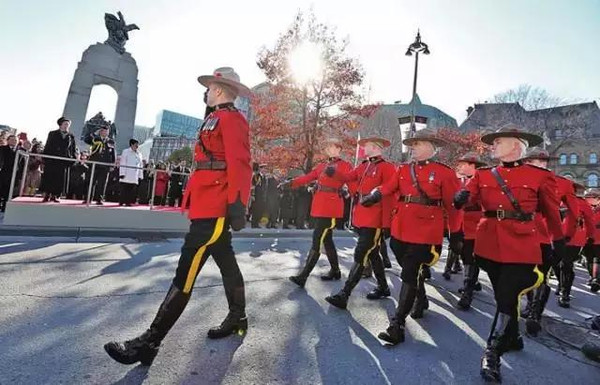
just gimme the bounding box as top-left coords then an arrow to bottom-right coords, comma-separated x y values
156,110 -> 202,139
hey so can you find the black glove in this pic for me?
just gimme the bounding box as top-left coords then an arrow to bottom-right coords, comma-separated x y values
324,165 -> 336,177
119,175 -> 125,179
228,197 -> 246,231
382,228 -> 391,239
360,189 -> 382,207
453,190 -> 470,209
449,231 -> 464,253
587,237 -> 595,247
553,238 -> 567,261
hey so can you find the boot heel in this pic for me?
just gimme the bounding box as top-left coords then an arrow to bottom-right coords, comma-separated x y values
140,347 -> 159,366
236,318 -> 248,335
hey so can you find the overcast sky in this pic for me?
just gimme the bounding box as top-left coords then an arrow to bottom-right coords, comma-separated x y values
1,0 -> 599,141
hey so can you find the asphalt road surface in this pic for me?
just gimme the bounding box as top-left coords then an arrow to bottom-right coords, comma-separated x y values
0,235 -> 599,385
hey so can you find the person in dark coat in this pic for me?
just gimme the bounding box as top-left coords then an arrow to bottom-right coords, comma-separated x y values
40,117 -> 76,202
137,161 -> 153,204
168,161 -> 190,207
85,126 -> 116,204
67,152 -> 90,201
294,185 -> 312,229
265,170 -> 281,228
0,135 -> 19,211
250,163 -> 267,228
280,184 -> 295,229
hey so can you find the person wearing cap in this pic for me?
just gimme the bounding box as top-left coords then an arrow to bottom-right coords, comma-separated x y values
118,139 -> 143,206
40,117 -> 76,202
286,137 -> 353,287
104,67 -> 252,366
85,126 -> 115,205
583,188 -> 600,292
323,137 -> 396,309
521,148 -> 579,335
453,152 -> 487,310
558,181 -> 595,308
360,128 -> 463,344
453,124 -> 566,383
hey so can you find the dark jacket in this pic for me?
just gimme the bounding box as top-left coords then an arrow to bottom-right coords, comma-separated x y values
86,135 -> 116,164
0,146 -> 18,177
43,129 -> 76,162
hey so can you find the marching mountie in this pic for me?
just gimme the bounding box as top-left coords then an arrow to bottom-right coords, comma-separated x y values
521,148 -> 579,335
287,137 -> 353,287
558,181 -> 595,308
583,188 -> 600,292
265,169 -> 281,228
454,124 -> 566,383
85,126 -> 116,205
104,67 -> 252,366
454,152 -> 487,310
360,128 -> 463,344
323,137 -> 396,309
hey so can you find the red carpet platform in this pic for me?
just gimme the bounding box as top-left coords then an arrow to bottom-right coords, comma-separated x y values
3,197 -> 189,231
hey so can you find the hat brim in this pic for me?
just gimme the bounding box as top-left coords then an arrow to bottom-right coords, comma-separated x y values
584,192 -> 600,198
403,136 -> 447,147
523,154 -> 559,161
358,137 -> 391,148
458,159 -> 487,167
198,75 -> 252,97
481,132 -> 543,147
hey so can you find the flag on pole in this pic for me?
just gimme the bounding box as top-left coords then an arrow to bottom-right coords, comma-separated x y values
354,132 -> 365,167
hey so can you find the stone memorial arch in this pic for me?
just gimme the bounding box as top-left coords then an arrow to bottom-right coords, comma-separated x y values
63,11 -> 139,151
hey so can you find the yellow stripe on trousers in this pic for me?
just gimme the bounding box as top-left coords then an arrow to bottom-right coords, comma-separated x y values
418,245 -> 441,276
183,217 -> 226,294
517,265 -> 544,318
319,218 -> 337,249
362,228 -> 382,266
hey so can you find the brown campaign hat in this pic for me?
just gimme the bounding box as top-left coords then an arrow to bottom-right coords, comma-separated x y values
402,128 -> 447,147
457,152 -> 487,167
523,148 -> 558,161
358,136 -> 391,148
480,123 -> 543,147
584,188 -> 600,198
198,67 -> 251,97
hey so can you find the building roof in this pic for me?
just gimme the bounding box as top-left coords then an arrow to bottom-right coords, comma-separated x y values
383,94 -> 458,128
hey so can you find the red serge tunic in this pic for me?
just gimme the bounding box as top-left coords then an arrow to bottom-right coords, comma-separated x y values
291,157 -> 353,219
565,197 -> 595,247
460,176 -> 483,240
182,105 -> 252,219
465,163 -> 564,264
334,156 -> 396,229
379,160 -> 462,245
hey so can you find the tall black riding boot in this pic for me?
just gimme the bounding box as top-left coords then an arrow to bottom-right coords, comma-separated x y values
380,238 -> 392,269
590,257 -> 600,293
209,270 -> 247,339
366,252 -> 390,300
526,282 -> 551,336
521,290 -> 534,319
289,249 -> 320,288
378,283 -> 417,345
553,264 -> 562,295
321,246 -> 341,281
411,270 -> 429,319
481,312 -> 513,383
442,250 -> 457,280
457,264 -> 478,310
325,263 -> 363,310
558,266 -> 573,308
104,285 -> 191,366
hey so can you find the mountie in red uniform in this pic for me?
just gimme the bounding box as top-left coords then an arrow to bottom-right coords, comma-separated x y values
325,155 -> 397,309
558,195 -> 596,306
104,66 -> 253,367
289,154 -> 354,286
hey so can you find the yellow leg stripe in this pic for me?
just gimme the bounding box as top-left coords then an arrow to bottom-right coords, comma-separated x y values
516,265 -> 544,318
426,245 -> 441,266
319,218 -> 336,249
362,229 -> 382,266
183,217 -> 226,294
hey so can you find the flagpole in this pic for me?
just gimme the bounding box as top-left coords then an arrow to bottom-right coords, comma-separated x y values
348,132 -> 361,230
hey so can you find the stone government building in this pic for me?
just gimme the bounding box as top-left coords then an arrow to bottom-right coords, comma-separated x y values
459,101 -> 600,188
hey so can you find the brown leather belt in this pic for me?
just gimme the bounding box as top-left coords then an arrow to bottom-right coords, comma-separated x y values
464,205 -> 482,212
399,195 -> 441,206
483,210 -> 534,221
316,184 -> 339,193
193,160 -> 226,170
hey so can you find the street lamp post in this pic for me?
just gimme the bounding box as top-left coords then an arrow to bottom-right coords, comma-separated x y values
405,30 -> 430,136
